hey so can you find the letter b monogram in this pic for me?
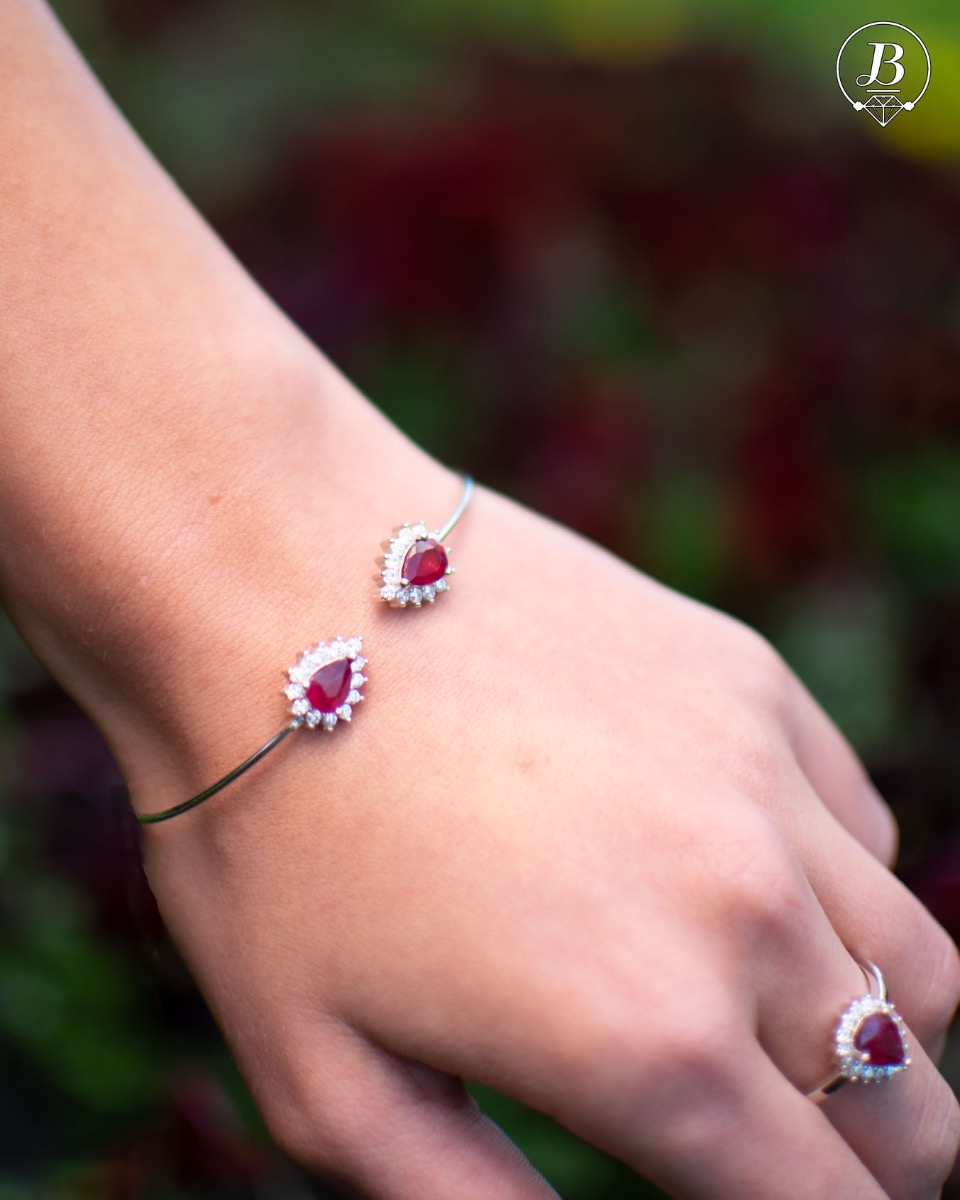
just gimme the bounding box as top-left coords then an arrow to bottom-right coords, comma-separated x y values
837,23 -> 929,126
856,42 -> 905,87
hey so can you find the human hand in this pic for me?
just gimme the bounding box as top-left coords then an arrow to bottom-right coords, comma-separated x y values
0,5 -> 954,1191
134,477 -> 960,1200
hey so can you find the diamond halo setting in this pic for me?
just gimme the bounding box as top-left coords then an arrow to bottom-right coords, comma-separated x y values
377,522 -> 454,608
284,636 -> 367,731
833,994 -> 910,1084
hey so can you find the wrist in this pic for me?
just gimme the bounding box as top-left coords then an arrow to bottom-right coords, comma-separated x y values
7,344 -> 456,811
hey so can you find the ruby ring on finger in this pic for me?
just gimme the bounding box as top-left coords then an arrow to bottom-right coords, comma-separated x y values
806,960 -> 911,1101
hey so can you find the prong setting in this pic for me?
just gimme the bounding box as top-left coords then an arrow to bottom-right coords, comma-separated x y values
833,995 -> 910,1083
285,636 -> 366,731
377,522 -> 452,607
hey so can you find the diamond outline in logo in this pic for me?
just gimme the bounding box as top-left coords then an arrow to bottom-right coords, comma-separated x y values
837,22 -> 931,126
863,94 -> 905,126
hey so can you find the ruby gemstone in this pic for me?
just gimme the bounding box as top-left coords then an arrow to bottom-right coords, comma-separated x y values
853,1012 -> 906,1068
306,657 -> 353,713
402,538 -> 448,587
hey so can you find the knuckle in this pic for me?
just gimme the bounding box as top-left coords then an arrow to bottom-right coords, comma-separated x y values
936,933 -> 960,1018
708,815 -> 810,947
554,980 -> 743,1120
258,1079 -> 358,1179
675,619 -> 803,804
726,621 -> 797,713
633,1006 -> 751,1153
655,1024 -> 740,1103
636,994 -> 745,1112
732,869 -> 809,951
720,727 -> 793,807
870,797 -> 900,868
262,1093 -> 332,1170
923,929 -> 960,1033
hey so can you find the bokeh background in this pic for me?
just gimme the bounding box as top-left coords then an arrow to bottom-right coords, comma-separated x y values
2,0 -> 960,1196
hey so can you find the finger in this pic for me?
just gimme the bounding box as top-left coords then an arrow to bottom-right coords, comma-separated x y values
262,1026 -> 560,1200
557,1031 -> 886,1200
790,793 -> 960,1056
820,1034 -> 960,1200
766,787 -> 960,1194
789,680 -> 898,867
743,882 -> 960,1200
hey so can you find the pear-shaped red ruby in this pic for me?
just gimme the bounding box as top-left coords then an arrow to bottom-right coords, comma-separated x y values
306,657 -> 353,713
402,538 -> 448,587
854,1012 -> 906,1068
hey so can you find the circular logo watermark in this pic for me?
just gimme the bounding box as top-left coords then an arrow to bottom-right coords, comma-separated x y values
837,22 -> 930,126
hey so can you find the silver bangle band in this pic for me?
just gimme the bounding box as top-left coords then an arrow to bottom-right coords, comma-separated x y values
136,475 -> 474,825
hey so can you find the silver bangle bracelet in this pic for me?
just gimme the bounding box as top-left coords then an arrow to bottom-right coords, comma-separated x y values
136,474 -> 474,825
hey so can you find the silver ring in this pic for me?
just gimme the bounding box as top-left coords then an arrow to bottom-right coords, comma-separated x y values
806,960 -> 911,1101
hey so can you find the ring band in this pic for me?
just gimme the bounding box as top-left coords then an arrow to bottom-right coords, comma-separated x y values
806,960 -> 911,1101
